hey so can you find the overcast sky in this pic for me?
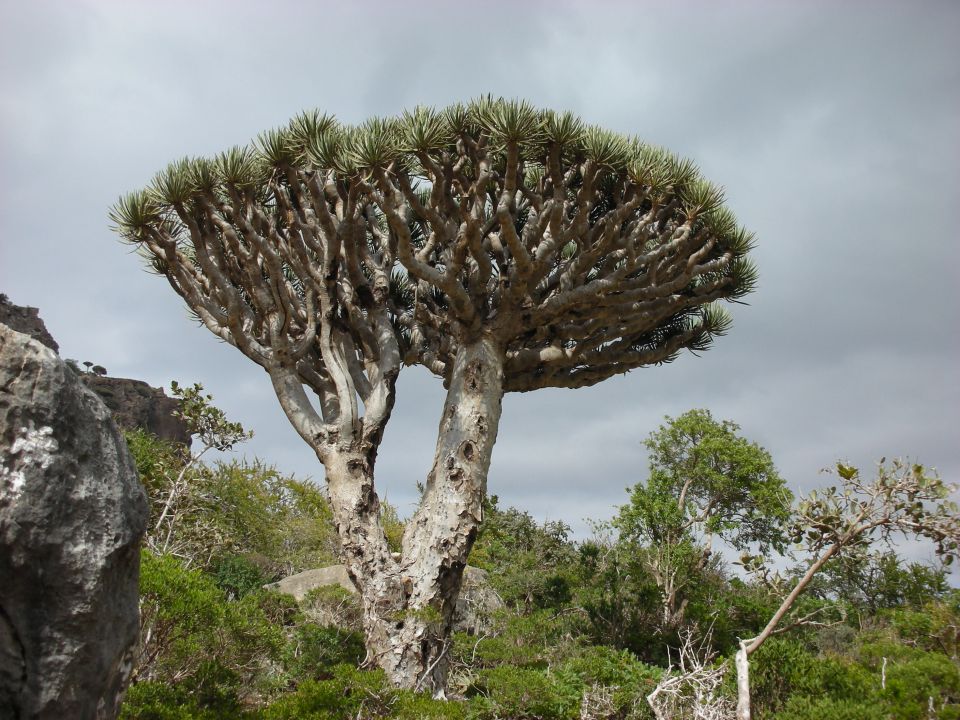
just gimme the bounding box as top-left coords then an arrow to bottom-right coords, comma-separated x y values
2,1 -> 958,558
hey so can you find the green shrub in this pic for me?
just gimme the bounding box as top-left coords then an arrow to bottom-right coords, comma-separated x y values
301,585 -> 364,631
471,666 -> 582,719
881,651 -> 960,719
771,695 -> 887,720
455,610 -> 585,669
213,553 -> 274,599
120,680 -> 256,720
283,624 -> 366,681
390,690 -> 469,719
263,665 -> 391,720
560,646 -> 661,719
135,551 -> 283,703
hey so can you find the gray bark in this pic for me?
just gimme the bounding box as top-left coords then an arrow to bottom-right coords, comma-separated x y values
322,334 -> 504,692
735,641 -> 751,720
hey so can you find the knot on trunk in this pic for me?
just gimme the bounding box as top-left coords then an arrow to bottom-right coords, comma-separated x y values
464,359 -> 483,392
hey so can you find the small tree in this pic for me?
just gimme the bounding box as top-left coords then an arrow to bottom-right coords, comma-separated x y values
734,459 -> 960,720
112,99 -> 757,692
616,409 -> 792,629
146,382 -> 251,560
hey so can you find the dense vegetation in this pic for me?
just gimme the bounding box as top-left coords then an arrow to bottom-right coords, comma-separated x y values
120,392 -> 959,719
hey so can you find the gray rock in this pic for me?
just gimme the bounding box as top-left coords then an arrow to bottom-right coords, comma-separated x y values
0,297 -> 190,447
265,564 -> 504,635
452,566 -> 505,636
0,295 -> 58,353
0,323 -> 148,720
81,374 -> 191,447
265,565 -> 357,600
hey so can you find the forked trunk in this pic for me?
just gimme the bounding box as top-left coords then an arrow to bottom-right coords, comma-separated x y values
323,334 -> 504,693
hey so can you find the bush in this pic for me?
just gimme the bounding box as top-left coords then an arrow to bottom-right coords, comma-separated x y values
453,610 -> 585,670
771,695 -> 887,720
283,624 -> 366,681
263,665 -> 391,719
120,680 -> 256,720
212,553 -> 275,599
471,666 -> 583,720
560,646 -> 662,719
134,551 -> 284,703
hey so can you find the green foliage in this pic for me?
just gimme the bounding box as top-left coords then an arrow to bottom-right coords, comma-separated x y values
121,680 -> 257,720
282,624 -> 366,681
572,537 -> 665,657
470,496 -> 577,612
128,426 -> 338,573
170,380 -> 252,451
125,428 -> 188,499
301,586 -> 364,633
262,665 -> 392,720
211,553 -> 274,600
454,610 -> 585,670
609,409 -> 793,647
748,628 -> 960,720
470,666 -> 582,720
770,696 -> 888,720
379,500 -> 406,554
558,646 -> 662,719
818,550 -> 949,613
617,409 -> 792,553
134,550 -> 284,704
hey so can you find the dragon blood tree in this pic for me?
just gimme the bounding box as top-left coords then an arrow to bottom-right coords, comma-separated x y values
111,98 -> 758,693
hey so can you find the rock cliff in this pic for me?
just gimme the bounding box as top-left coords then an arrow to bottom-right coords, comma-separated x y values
81,374 -> 190,446
0,294 -> 58,353
0,296 -> 190,446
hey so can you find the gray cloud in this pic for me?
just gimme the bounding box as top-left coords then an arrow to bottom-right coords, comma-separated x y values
1,0 -> 957,550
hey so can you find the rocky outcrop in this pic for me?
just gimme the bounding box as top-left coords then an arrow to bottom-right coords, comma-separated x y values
265,564 -> 504,635
81,375 -> 190,447
0,296 -> 190,447
0,295 -> 58,353
0,324 -> 149,720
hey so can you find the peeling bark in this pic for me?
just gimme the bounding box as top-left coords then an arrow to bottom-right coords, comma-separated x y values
323,335 -> 504,692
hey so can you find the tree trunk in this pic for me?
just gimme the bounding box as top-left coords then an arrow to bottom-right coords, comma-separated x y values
735,641 -> 751,720
733,545 -> 840,720
324,334 -> 505,694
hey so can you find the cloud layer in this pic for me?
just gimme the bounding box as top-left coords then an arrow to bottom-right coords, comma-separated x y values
2,1 -> 957,554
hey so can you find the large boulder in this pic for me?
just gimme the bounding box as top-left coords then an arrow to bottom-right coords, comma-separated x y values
265,564 -> 504,635
0,324 -> 148,719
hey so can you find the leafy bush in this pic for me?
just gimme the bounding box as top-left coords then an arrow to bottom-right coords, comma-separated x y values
771,695 -> 887,720
470,496 -> 578,612
559,646 -> 661,719
454,609 -> 585,670
212,553 -> 275,599
301,585 -> 364,631
471,666 -> 583,720
121,679 -> 256,720
134,550 -> 283,703
263,665 -> 391,719
127,428 -> 338,575
283,624 -> 366,681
